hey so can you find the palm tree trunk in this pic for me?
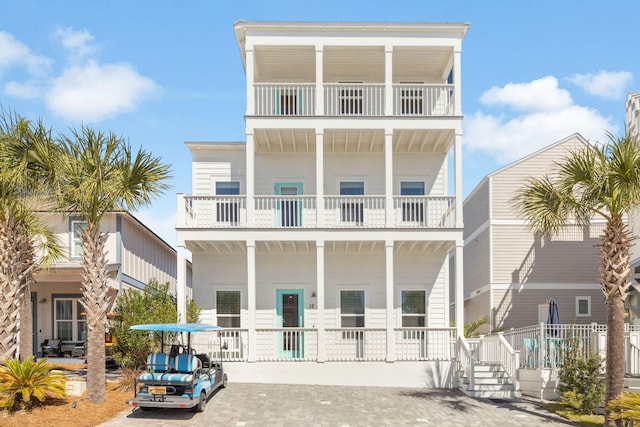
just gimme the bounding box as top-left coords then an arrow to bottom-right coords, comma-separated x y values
601,215 -> 632,427
80,224 -> 111,403
18,280 -> 33,360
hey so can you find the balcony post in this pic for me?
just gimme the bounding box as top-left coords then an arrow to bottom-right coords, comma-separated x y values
246,46 -> 255,115
176,253 -> 187,323
316,240 -> 326,362
385,46 -> 393,116
246,132 -> 255,227
454,131 -> 463,228
176,193 -> 185,227
315,46 -> 324,115
455,242 -> 464,337
453,48 -> 462,116
316,129 -> 324,227
385,240 -> 396,362
247,239 -> 256,362
385,130 -> 393,227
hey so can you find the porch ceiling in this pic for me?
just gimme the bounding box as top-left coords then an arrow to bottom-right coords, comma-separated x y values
254,45 -> 316,82
253,128 -> 453,153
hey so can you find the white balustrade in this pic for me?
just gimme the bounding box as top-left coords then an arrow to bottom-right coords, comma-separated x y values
181,196 -> 246,228
324,84 -> 385,116
324,196 -> 385,228
325,328 -> 386,361
393,84 -> 455,116
253,196 -> 317,228
254,328 -> 317,361
254,84 -> 315,116
393,196 -> 455,228
394,328 -> 456,361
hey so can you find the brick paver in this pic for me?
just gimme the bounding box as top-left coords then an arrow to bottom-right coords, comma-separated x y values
98,383 -> 576,427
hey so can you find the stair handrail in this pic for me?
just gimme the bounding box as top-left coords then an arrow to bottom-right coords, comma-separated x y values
457,335 -> 475,391
497,333 -> 520,392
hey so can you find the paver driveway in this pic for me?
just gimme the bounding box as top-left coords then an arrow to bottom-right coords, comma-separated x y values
98,383 -> 576,427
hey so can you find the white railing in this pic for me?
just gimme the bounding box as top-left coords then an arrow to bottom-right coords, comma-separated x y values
324,84 -> 385,116
627,342 -> 640,376
324,196 -> 385,228
392,196 -> 455,228
181,196 -> 247,228
254,196 -> 317,228
212,329 -> 247,361
254,83 -> 315,116
254,328 -> 318,361
325,328 -> 386,361
394,328 -> 456,361
393,84 -> 455,116
457,336 -> 475,391
476,334 -> 519,390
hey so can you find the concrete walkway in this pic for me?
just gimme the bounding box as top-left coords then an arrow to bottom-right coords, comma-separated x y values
98,383 -> 577,427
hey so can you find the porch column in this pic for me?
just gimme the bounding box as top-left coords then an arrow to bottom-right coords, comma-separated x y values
455,241 -> 464,337
247,240 -> 257,362
385,240 -> 396,362
384,46 -> 393,116
316,130 -> 324,227
454,130 -> 463,228
246,46 -> 255,115
453,48 -> 462,116
385,130 -> 393,227
246,132 -> 255,227
316,240 -> 326,362
176,253 -> 187,323
315,46 -> 324,115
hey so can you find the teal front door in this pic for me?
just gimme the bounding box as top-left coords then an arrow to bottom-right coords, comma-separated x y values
275,183 -> 303,227
276,289 -> 304,358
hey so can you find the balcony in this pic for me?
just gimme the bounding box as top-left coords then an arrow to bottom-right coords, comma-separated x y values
252,83 -> 456,117
179,195 -> 456,229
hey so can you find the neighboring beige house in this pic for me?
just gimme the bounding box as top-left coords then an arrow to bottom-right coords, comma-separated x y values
462,134 -> 607,332
628,92 -> 640,324
32,210 -> 191,357
176,20 -> 468,388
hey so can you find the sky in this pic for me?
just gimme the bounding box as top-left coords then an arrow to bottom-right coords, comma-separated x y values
1,0 -> 638,251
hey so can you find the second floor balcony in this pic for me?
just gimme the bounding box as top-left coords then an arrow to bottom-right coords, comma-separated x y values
253,83 -> 455,117
178,194 -> 456,229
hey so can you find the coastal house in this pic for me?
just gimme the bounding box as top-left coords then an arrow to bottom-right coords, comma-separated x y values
33,211 -> 191,357
176,20 -> 468,388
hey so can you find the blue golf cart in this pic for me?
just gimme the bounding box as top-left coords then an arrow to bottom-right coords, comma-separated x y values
128,323 -> 227,412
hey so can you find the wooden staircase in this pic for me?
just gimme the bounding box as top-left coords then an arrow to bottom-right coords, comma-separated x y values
458,362 -> 521,399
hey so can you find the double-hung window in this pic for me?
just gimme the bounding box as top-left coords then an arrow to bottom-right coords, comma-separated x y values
70,220 -> 87,259
216,290 -> 241,328
216,181 -> 240,224
401,290 -> 426,327
54,298 -> 87,341
340,181 -> 364,224
400,181 -> 425,223
340,290 -> 365,327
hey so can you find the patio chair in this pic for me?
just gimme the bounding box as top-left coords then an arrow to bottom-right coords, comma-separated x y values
41,339 -> 61,357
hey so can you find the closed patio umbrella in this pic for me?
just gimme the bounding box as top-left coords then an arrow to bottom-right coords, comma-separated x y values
546,298 -> 562,367
547,299 -> 561,325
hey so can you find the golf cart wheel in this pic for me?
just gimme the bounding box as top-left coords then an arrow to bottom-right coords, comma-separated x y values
192,392 -> 206,413
222,373 -> 228,388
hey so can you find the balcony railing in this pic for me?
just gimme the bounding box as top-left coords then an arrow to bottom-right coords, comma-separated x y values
179,195 -> 456,229
394,328 -> 456,361
251,83 -> 456,117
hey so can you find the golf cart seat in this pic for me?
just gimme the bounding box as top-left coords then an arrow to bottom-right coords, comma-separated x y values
138,352 -> 172,382
161,354 -> 202,383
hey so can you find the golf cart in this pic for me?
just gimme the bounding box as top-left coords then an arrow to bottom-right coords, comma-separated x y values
128,323 -> 227,412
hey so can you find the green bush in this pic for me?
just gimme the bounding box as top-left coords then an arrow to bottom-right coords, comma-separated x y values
558,337 -> 605,414
0,357 -> 66,410
607,392 -> 640,425
110,279 -> 201,369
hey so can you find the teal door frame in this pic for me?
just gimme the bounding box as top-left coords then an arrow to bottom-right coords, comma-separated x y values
276,289 -> 304,358
275,183 -> 303,227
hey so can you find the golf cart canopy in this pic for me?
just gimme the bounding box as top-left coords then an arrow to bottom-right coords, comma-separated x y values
130,323 -> 223,333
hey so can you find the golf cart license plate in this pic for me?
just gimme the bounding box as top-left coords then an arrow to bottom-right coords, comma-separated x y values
149,386 -> 166,395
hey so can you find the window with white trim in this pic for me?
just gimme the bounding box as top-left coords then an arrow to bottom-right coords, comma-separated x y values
70,220 -> 87,259
400,181 -> 425,223
340,181 -> 364,224
54,298 -> 87,341
340,290 -> 365,327
401,290 -> 426,327
576,296 -> 591,317
215,181 -> 240,224
216,291 -> 241,328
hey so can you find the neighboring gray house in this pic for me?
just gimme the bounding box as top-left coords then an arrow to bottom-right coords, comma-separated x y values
461,134 -> 607,332
627,92 -> 640,324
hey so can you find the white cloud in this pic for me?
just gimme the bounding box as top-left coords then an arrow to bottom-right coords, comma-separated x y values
466,77 -> 616,163
0,31 -> 52,77
50,27 -> 97,61
568,70 -> 633,100
46,59 -> 159,122
480,76 -> 573,112
4,80 -> 41,98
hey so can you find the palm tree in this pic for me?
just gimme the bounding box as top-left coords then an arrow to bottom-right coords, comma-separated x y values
515,131 -> 640,427
0,110 -> 62,362
56,127 -> 170,403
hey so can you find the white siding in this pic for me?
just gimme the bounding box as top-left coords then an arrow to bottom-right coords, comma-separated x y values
463,181 -> 489,238
255,153 -> 316,194
463,227 -> 490,292
192,150 -> 246,196
393,152 -> 446,196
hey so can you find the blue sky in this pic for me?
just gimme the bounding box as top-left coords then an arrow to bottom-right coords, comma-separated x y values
1,0 -> 637,249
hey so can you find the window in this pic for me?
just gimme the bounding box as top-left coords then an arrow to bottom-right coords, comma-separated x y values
340,85 -> 363,115
279,89 -> 298,115
340,290 -> 365,327
400,83 -> 424,115
54,298 -> 87,341
217,291 -> 241,327
70,220 -> 87,259
340,181 -> 364,224
400,181 -> 425,223
576,296 -> 591,317
216,181 -> 240,224
277,184 -> 301,227
402,290 -> 426,327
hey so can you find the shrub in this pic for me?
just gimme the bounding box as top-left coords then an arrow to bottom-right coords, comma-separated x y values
557,337 -> 605,414
0,357 -> 66,410
607,392 -> 640,425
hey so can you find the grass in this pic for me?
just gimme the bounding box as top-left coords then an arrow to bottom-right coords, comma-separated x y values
0,363 -> 131,427
541,402 -> 604,427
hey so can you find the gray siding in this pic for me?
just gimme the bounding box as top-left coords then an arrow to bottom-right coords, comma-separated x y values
465,290 -> 491,334
463,181 -> 490,238
492,224 -> 602,285
464,227 -> 490,292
